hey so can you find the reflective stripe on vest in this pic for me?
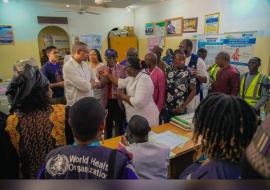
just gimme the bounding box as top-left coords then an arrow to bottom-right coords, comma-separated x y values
240,73 -> 264,107
209,64 -> 220,81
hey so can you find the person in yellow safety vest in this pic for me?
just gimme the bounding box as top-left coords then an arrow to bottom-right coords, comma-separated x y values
240,57 -> 269,111
208,63 -> 220,82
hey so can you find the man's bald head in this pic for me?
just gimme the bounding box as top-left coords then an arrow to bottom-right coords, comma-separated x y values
215,51 -> 230,68
145,52 -> 157,68
126,48 -> 138,58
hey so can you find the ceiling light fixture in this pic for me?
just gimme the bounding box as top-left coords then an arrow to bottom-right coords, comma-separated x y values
3,0 -> 9,3
66,4 -> 70,8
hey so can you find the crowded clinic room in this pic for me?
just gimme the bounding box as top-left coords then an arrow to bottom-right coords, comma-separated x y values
0,0 -> 270,180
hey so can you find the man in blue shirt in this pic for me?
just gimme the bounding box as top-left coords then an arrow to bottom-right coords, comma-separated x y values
38,97 -> 137,179
41,46 -> 65,104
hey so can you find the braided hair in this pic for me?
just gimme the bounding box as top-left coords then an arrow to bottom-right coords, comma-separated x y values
193,93 -> 257,164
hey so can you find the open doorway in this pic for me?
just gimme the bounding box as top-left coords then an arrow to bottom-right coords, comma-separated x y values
38,26 -> 70,66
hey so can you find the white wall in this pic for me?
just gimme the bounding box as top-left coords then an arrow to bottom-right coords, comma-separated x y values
134,0 -> 270,37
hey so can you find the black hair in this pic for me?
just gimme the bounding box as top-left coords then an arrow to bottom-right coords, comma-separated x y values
197,48 -> 207,54
251,57 -> 261,65
20,83 -> 50,114
173,49 -> 186,59
128,115 -> 151,143
193,93 -> 257,164
167,48 -> 173,55
182,39 -> 193,50
69,97 -> 105,142
127,57 -> 141,71
90,49 -> 103,63
45,46 -> 57,54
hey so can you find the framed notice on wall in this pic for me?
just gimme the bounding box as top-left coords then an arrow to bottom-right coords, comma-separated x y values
166,17 -> 183,36
0,25 -> 14,45
204,13 -> 220,35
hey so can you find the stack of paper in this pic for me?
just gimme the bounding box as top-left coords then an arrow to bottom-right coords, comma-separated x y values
170,113 -> 194,131
149,131 -> 189,150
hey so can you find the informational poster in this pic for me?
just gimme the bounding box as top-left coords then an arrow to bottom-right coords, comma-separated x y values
80,34 -> 102,50
155,21 -> 166,36
204,13 -> 220,35
145,23 -> 154,35
223,32 -> 256,73
0,25 -> 14,44
148,36 -> 165,51
198,37 -> 224,66
198,32 -> 257,74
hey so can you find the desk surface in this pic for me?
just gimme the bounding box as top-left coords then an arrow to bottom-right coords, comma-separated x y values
102,123 -> 197,158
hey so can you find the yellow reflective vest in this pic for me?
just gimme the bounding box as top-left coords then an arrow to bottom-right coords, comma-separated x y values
209,64 -> 220,81
240,72 -> 266,107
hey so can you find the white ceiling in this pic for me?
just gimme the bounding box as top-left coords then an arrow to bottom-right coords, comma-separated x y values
30,0 -> 166,8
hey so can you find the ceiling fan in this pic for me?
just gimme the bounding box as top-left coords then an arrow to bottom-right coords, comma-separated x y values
56,0 -> 102,15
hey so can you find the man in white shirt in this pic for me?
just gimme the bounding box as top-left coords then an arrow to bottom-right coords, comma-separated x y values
63,42 -> 97,144
63,42 -> 97,107
179,39 -> 209,113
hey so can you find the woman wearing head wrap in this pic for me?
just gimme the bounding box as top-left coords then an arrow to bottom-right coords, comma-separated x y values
5,58 -> 68,179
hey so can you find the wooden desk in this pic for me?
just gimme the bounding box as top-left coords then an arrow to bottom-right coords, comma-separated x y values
102,123 -> 198,179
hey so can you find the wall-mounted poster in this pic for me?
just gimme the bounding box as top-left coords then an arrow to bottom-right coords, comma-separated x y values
145,23 -> 154,35
80,34 -> 102,50
223,32 -> 257,74
148,36 -> 165,51
0,25 -> 14,45
183,17 -> 198,33
155,21 -> 166,36
198,32 -> 257,74
166,17 -> 183,36
205,13 -> 220,35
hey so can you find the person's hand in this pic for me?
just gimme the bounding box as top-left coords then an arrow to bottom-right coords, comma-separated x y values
190,68 -> 197,76
90,80 -> 97,88
121,135 -> 129,146
175,104 -> 186,114
99,69 -> 109,78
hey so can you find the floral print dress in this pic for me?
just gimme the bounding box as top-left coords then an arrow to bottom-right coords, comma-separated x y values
165,65 -> 196,114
